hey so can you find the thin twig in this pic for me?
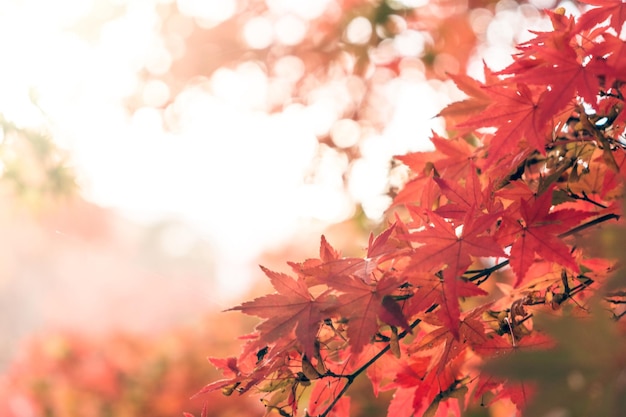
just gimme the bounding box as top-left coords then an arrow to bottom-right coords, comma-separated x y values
558,213 -> 620,238
317,304 -> 436,417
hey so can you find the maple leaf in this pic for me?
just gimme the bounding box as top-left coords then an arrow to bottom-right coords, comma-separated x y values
474,330 -> 554,360
473,373 -> 535,412
496,187 -> 593,286
393,357 -> 440,415
393,349 -> 468,416
395,132 -> 476,184
393,134 -> 478,212
367,223 -> 407,258
407,210 -> 504,277
403,266 -> 486,325
292,228 -> 410,286
290,246 -> 373,287
193,354 -> 279,398
498,10 -> 607,119
393,172 -> 441,212
410,306 -> 489,375
307,379 -> 351,417
437,72 -> 491,123
194,357 -> 242,396
387,386 -> 416,417
458,83 -> 549,166
324,275 -> 410,354
228,266 -> 334,358
433,166 -> 502,220
288,235 -> 358,286
592,32 -> 626,87
405,210 -> 502,335
357,342 -> 405,396
575,0 -> 626,35
320,234 -> 341,262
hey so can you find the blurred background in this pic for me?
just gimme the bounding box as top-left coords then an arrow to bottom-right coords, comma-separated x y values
0,0 -> 567,415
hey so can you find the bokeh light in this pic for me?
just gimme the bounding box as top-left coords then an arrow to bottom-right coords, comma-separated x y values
0,0 -> 569,399
346,16 -> 373,45
243,16 -> 274,49
0,0 -> 562,293
177,0 -> 237,27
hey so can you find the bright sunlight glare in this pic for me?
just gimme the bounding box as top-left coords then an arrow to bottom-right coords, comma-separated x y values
0,0 -> 462,299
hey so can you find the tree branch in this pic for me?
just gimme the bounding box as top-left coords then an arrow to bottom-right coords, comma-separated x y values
317,304 -> 437,417
313,213 -> 620,417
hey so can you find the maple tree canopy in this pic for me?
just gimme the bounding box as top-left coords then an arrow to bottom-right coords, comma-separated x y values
200,1 -> 626,416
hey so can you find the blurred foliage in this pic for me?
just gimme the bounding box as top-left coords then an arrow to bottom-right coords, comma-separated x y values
0,314 -> 262,417
483,198 -> 626,417
483,308 -> 626,417
0,312 -> 401,417
149,0 -> 506,132
0,115 -> 75,205
130,0 -> 557,223
153,0 -> 506,94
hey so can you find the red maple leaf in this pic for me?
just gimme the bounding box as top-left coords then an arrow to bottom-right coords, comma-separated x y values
387,386 -> 418,417
591,32 -> 626,86
410,306 -> 489,374
307,379 -> 351,417
497,11 -> 606,119
403,265 -> 487,324
458,83 -> 549,166
193,349 -> 287,398
357,342 -> 405,396
291,227 -> 410,286
437,71 -> 492,123
407,210 -> 504,277
228,266 -> 334,358
193,357 -> 243,396
398,338 -> 472,416
367,223 -> 409,258
473,373 -> 535,412
324,274 -> 410,354
393,134 -> 477,211
406,210 -> 502,335
393,172 -> 441,213
575,0 -> 626,35
434,166 -> 502,220
496,188 -> 593,286
289,236 -> 366,286
395,132 -> 476,184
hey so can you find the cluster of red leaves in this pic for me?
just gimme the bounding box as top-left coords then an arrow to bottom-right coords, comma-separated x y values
203,2 -> 626,416
0,318 -> 262,417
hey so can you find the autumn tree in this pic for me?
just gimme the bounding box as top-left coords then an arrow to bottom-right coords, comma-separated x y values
201,1 -> 626,417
